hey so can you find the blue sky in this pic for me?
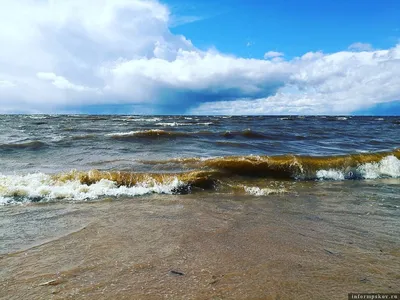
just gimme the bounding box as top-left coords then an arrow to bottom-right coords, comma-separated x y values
0,0 -> 399,115
169,0 -> 400,58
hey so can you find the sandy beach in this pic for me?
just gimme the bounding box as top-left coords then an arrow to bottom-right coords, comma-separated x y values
1,189 -> 399,300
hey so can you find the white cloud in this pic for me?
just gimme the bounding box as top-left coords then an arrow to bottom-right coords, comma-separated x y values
0,80 -> 15,88
0,0 -> 399,114
37,72 -> 96,92
264,51 -> 284,59
193,46 -> 400,115
348,42 -> 373,52
169,15 -> 204,28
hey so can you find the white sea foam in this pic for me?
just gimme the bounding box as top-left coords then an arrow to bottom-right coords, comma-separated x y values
113,117 -> 162,122
0,173 -> 183,205
156,122 -> 191,127
105,129 -> 164,137
156,122 -> 212,126
316,155 -> 400,180
105,130 -> 139,137
27,115 -> 48,119
244,186 -> 286,196
132,117 -> 162,122
316,169 -> 346,180
357,155 -> 400,179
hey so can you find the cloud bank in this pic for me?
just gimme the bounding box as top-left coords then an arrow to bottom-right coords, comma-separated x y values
0,0 -> 399,114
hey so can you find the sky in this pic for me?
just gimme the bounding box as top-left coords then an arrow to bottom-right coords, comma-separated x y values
0,0 -> 399,115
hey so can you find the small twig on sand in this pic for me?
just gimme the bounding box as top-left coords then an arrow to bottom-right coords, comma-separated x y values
39,279 -> 63,286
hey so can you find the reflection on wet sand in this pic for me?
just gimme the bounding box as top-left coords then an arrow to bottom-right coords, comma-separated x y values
1,187 -> 399,300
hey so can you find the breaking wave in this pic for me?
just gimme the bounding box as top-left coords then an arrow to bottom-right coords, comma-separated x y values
0,172 -> 188,205
315,155 -> 400,180
141,149 -> 400,180
1,150 -> 399,204
207,151 -> 400,180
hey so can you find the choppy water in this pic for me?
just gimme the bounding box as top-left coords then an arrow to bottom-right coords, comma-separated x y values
0,115 -> 399,204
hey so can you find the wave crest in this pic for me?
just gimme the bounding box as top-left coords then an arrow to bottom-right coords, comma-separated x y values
0,172 -> 189,204
140,149 -> 400,180
1,150 -> 399,204
106,130 -> 190,139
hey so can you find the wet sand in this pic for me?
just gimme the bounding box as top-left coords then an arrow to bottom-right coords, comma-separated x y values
1,191 -> 399,300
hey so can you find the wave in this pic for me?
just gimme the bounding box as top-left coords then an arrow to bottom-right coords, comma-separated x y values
207,151 -> 400,180
156,122 -> 213,127
156,122 -> 192,127
70,134 -> 97,140
0,171 -> 189,205
221,129 -> 267,139
140,149 -> 400,180
105,129 -> 268,140
1,150 -> 399,204
121,117 -> 162,122
106,130 -> 190,139
82,116 -> 110,121
0,140 -> 47,151
27,115 -> 48,119
316,155 -> 400,180
196,122 -> 213,126
1,169 -> 288,204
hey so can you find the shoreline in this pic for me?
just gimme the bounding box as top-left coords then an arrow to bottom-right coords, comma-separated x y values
1,193 -> 399,299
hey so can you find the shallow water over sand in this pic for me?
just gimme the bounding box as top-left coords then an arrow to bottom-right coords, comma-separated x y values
1,180 -> 399,300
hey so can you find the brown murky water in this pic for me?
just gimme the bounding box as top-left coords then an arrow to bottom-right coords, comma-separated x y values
1,180 -> 399,300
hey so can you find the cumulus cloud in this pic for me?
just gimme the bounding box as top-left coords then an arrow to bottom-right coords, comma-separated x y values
37,72 -> 97,92
0,0 -> 399,114
348,42 -> 374,52
264,51 -> 284,59
193,46 -> 400,114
